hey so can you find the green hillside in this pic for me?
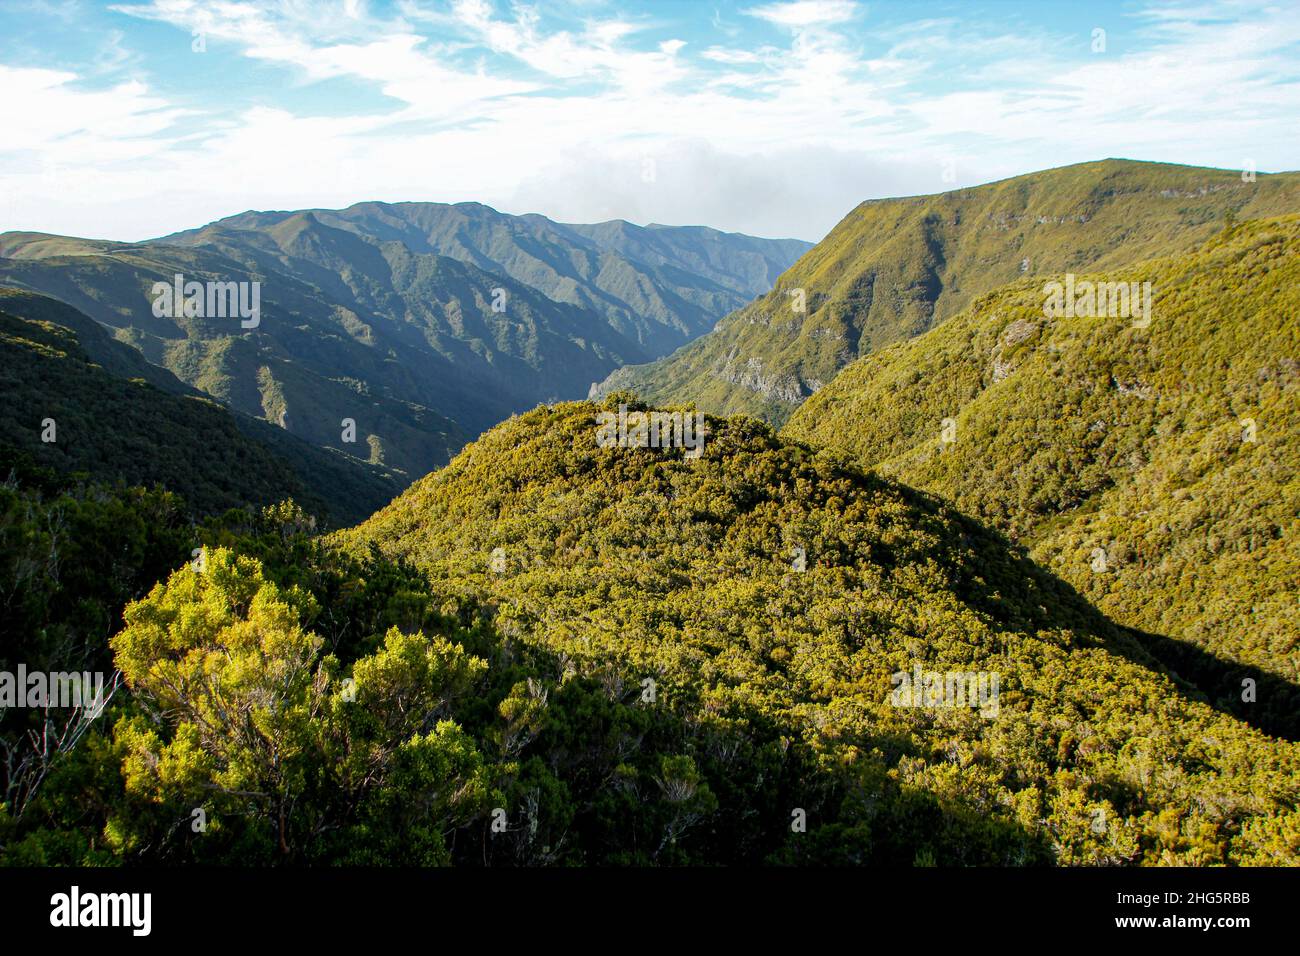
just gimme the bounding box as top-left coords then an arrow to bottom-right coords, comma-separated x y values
0,295 -> 400,524
5,396 -> 1296,867
785,216 -> 1300,731
327,398 -> 1300,865
0,287 -> 196,396
4,178 -> 1297,871
597,160 -> 1300,424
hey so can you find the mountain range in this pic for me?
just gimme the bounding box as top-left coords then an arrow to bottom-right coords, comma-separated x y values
0,205 -> 809,481
157,202 -> 809,357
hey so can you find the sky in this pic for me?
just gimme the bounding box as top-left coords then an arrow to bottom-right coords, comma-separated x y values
1,0 -> 1298,243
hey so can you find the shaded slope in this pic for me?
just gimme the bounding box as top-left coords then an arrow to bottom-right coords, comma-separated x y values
0,286 -> 197,396
0,298 -> 400,524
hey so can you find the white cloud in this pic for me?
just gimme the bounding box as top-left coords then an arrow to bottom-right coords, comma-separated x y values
743,1 -> 858,28
507,140 -> 963,239
701,47 -> 764,64
1,0 -> 1298,242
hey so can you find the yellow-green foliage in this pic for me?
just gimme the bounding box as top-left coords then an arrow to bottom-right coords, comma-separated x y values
786,215 -> 1300,730
339,397 -> 1300,864
108,548 -> 492,864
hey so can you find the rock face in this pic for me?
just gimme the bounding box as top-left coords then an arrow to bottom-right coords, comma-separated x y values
990,318 -> 1039,382
713,353 -> 807,404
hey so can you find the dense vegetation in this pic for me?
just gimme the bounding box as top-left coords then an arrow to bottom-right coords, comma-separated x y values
3,398 -> 1296,865
786,216 -> 1300,736
597,160 -> 1300,424
328,399 -> 1296,865
2,166 -> 1296,869
0,299 -> 399,523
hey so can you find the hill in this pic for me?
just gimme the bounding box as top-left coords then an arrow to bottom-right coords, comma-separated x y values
595,160 -> 1300,424
784,215 -> 1300,730
333,398 -> 1300,865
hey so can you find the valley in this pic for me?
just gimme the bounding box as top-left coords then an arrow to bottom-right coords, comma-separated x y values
2,160 -> 1297,870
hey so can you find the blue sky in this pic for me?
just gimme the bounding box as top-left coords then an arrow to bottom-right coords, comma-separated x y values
2,0 -> 1298,242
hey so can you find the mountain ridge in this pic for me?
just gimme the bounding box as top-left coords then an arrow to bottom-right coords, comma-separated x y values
154,200 -> 811,357
0,207 -> 807,482
593,159 -> 1300,424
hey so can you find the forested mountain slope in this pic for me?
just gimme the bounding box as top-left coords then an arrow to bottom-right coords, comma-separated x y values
0,226 -> 617,474
0,287 -> 197,396
0,291 -> 399,523
596,160 -> 1300,424
785,216 -> 1300,725
332,398 -> 1300,865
